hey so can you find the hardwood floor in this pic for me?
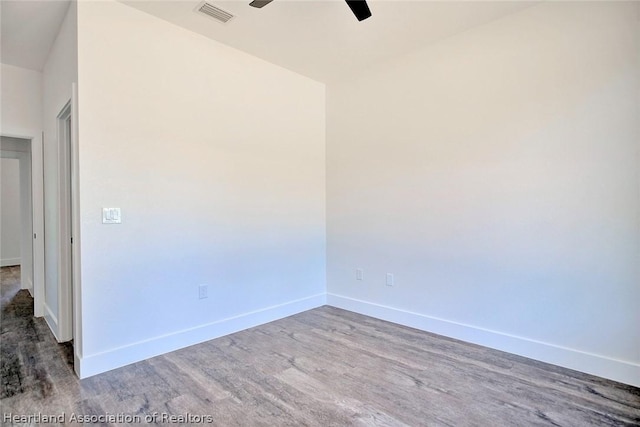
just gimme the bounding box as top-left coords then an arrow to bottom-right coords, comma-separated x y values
1,265 -> 639,426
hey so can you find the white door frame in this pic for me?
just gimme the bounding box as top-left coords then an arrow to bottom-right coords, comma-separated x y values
57,100 -> 73,342
56,84 -> 82,348
71,83 -> 83,374
0,131 -> 45,317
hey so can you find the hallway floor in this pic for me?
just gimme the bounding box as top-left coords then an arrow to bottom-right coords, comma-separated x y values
1,266 -> 74,403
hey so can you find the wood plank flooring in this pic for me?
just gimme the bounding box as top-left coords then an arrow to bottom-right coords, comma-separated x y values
1,265 -> 639,426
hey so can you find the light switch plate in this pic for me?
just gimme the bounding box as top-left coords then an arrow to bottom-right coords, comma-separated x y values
102,207 -> 122,224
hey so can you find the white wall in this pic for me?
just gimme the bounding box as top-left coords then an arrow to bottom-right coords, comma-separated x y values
76,0 -> 326,377
1,158 -> 21,266
327,2 -> 640,386
0,64 -> 43,133
42,1 -> 77,336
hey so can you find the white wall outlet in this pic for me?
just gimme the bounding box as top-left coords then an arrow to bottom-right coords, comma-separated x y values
386,273 -> 394,287
102,207 -> 122,224
356,268 -> 364,281
198,284 -> 208,299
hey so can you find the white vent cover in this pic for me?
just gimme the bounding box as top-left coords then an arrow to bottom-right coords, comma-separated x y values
195,2 -> 234,24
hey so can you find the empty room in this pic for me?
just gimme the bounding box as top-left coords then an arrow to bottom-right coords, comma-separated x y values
1,0 -> 638,425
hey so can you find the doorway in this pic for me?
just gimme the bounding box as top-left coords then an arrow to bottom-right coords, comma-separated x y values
41,91 -> 81,363
2,92 -> 80,374
1,137 -> 34,298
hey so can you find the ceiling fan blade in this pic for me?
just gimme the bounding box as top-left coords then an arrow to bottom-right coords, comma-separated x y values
249,0 -> 275,8
345,0 -> 371,21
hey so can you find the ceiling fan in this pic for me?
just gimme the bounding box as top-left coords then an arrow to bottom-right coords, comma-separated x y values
249,0 -> 372,22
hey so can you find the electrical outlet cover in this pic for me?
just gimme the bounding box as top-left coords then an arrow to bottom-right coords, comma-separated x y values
386,273 -> 394,286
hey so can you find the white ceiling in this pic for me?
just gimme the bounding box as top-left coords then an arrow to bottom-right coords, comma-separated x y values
1,0 -> 71,71
122,0 -> 537,83
0,0 -> 537,81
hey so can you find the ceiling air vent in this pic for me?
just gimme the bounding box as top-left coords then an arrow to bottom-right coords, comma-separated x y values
196,2 -> 234,24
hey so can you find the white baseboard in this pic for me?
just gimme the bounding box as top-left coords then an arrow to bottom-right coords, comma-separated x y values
22,277 -> 33,294
43,302 -> 61,342
77,293 -> 327,379
327,293 -> 640,388
1,258 -> 20,267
